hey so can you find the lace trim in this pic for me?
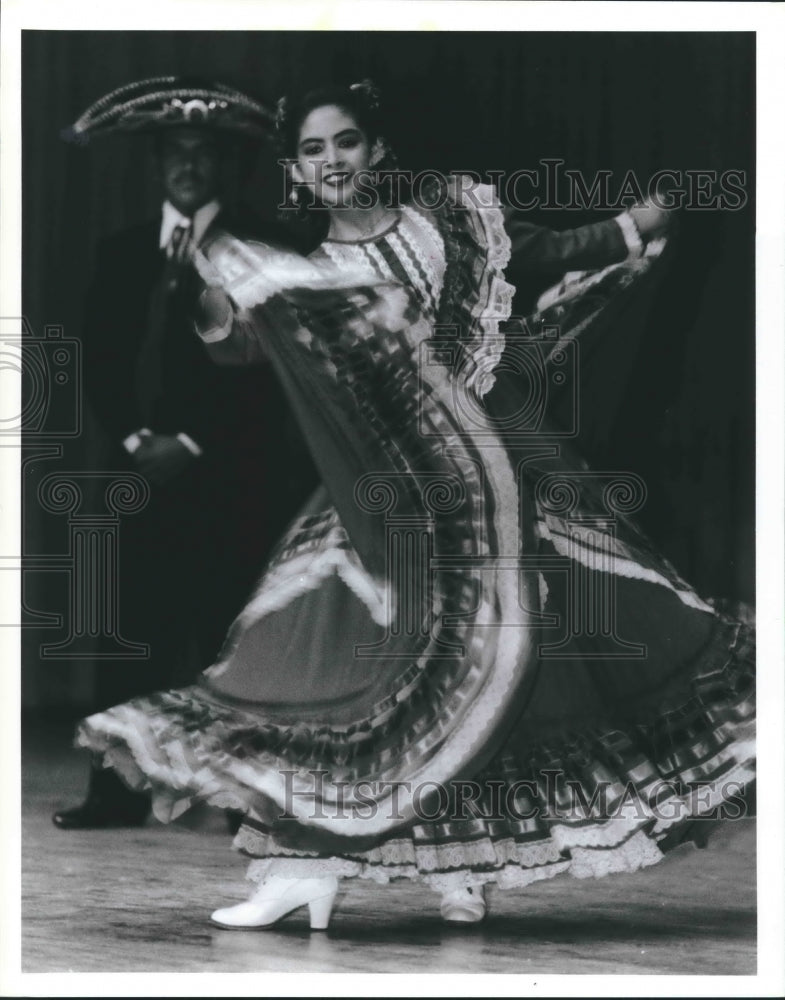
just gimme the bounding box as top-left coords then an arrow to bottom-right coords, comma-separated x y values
315,221 -> 446,327
451,178 -> 516,398
242,826 -> 665,892
395,208 -> 446,313
317,240 -> 375,277
567,830 -> 664,880
239,831 -> 564,873
364,240 -> 397,281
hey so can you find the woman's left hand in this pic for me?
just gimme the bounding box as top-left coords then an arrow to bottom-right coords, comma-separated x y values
629,200 -> 671,240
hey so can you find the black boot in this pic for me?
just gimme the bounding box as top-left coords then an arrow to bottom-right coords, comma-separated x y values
52,764 -> 151,830
225,809 -> 245,835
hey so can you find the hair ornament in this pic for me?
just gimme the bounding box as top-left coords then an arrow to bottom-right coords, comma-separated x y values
349,79 -> 381,112
274,95 -> 288,135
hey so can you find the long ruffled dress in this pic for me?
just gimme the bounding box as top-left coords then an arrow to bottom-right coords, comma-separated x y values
78,177 -> 755,895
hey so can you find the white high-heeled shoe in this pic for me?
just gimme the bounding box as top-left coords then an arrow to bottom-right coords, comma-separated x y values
440,885 -> 487,924
210,876 -> 339,931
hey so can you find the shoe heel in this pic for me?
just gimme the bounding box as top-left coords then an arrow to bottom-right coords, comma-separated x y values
307,890 -> 337,931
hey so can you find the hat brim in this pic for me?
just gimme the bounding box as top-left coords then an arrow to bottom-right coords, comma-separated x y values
63,79 -> 274,145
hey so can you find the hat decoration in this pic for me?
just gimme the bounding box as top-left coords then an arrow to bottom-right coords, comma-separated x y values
62,76 -> 274,144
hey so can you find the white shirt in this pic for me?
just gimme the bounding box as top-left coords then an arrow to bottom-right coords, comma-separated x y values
124,199 -> 223,457
159,198 -> 222,252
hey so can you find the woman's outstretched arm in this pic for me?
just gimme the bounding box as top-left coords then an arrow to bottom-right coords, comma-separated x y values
191,246 -> 272,366
503,200 -> 671,274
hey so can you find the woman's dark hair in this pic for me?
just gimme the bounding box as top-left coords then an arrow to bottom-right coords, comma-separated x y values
275,80 -> 400,242
276,81 -> 384,160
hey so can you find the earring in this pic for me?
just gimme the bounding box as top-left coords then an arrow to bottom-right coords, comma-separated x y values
289,187 -> 299,206
370,137 -> 398,171
369,141 -> 386,168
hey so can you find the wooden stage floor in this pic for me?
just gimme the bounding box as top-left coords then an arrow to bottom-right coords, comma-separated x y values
21,718 -> 756,976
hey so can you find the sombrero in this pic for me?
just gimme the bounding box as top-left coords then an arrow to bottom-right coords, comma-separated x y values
62,76 -> 274,144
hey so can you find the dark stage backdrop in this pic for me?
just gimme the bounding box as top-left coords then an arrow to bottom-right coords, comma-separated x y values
20,30 -> 755,712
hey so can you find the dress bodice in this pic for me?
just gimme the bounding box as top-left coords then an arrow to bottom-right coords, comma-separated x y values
311,205 -> 447,323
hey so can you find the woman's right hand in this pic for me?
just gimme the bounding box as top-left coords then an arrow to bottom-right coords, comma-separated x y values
191,245 -> 224,288
197,285 -> 232,335
192,245 -> 236,338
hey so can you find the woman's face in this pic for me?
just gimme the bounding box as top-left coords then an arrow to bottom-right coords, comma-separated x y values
293,104 -> 373,207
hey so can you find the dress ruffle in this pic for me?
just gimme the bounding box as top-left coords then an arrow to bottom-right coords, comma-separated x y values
78,609 -> 754,885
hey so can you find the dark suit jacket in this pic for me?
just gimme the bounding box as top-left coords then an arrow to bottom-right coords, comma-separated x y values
83,210 -> 283,448
81,207 -> 318,581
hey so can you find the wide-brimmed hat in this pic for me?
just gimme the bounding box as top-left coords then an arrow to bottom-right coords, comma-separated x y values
62,76 -> 274,144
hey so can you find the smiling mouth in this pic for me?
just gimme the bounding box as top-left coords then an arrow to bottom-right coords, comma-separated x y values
322,172 -> 351,187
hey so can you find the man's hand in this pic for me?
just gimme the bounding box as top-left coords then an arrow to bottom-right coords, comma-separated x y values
133,434 -> 194,486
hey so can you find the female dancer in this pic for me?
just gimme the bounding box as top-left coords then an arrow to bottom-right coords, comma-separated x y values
78,82 -> 755,929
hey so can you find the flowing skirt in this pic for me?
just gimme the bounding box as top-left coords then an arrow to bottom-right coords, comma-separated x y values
77,221 -> 755,894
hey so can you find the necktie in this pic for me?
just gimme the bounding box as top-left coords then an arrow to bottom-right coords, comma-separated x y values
164,223 -> 192,292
